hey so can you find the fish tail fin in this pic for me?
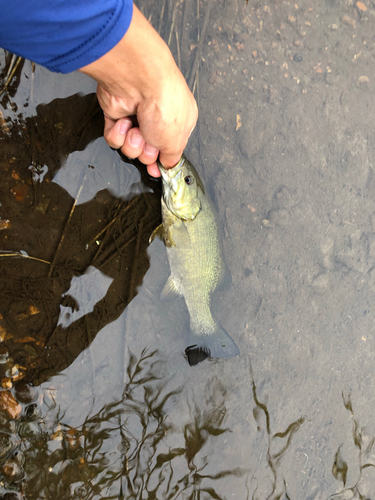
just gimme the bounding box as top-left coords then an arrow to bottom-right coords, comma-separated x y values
185,323 -> 240,366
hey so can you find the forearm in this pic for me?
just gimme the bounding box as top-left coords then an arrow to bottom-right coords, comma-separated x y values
79,5 -> 179,104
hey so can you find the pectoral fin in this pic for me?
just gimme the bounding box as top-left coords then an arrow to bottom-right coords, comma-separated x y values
161,275 -> 182,302
170,220 -> 191,248
149,224 -> 164,244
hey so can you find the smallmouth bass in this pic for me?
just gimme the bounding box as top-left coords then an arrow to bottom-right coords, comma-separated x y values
152,155 -> 240,366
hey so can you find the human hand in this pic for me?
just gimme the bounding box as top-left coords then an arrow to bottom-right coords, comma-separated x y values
79,5 -> 198,177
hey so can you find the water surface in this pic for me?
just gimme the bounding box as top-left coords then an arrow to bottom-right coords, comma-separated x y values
1,1 -> 375,498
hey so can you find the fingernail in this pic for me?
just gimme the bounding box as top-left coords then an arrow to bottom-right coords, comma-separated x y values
129,132 -> 143,147
119,119 -> 131,135
144,143 -> 158,156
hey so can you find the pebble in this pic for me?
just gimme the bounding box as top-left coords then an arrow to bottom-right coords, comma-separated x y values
5,365 -> 24,382
0,391 -> 22,420
10,184 -> 29,202
14,383 -> 38,404
1,459 -> 23,481
262,219 -> 272,228
2,493 -> 23,500
0,432 -> 13,459
0,346 -> 9,364
356,1 -> 367,12
293,53 -> 303,63
1,378 -> 13,390
18,422 -> 41,442
0,219 -> 11,230
358,75 -> 370,84
341,15 -> 356,29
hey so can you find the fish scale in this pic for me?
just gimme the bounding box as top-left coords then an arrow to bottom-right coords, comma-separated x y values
157,155 -> 240,366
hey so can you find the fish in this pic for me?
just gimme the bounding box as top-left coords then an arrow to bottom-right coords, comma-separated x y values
151,155 -> 240,366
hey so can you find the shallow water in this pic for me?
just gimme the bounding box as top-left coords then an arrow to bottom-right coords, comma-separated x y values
1,0 -> 375,498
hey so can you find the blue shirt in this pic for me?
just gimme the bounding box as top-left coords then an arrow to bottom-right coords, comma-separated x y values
0,0 -> 133,73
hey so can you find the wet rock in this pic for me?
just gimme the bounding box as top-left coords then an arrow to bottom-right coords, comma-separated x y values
5,365 -> 24,383
0,432 -> 13,459
2,493 -> 23,500
18,422 -> 41,442
1,458 -> 23,481
341,15 -> 356,29
0,392 -> 22,420
1,451 -> 24,482
10,184 -> 29,202
1,379 -> 12,390
0,221 -> 11,231
0,346 -> 9,364
14,383 -> 38,404
261,218 -> 273,228
356,1 -> 367,13
358,75 -> 370,83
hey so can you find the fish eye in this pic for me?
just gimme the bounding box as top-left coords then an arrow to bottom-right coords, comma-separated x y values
184,175 -> 194,185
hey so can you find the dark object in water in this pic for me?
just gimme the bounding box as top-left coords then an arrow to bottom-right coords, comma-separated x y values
185,345 -> 210,366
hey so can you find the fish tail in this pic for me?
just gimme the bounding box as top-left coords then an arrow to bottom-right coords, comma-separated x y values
185,323 -> 240,366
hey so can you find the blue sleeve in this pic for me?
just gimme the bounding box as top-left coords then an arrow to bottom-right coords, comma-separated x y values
0,0 -> 133,74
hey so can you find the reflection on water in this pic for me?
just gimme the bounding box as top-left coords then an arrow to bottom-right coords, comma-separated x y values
23,350 -> 173,500
2,0 -> 375,497
0,350 -> 248,499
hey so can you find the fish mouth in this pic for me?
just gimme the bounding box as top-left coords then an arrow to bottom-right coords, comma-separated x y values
158,157 -> 185,182
158,157 -> 186,193
158,155 -> 201,220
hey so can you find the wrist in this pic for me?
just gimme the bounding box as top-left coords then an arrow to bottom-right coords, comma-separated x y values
78,5 -> 176,103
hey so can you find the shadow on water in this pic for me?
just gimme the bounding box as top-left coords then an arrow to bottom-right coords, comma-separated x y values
0,90 -> 162,386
